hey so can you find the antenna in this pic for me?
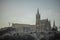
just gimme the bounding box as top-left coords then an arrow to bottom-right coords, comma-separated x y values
8,22 -> 10,26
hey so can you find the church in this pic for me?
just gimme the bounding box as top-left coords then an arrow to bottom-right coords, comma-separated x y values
12,8 -> 52,39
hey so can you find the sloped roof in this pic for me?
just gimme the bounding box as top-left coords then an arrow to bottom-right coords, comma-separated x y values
40,19 -> 48,23
12,23 -> 35,27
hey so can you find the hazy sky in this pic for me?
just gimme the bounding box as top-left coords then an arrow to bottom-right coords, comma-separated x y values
0,0 -> 60,28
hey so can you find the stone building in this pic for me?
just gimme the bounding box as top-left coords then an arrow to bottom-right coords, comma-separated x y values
12,8 -> 51,39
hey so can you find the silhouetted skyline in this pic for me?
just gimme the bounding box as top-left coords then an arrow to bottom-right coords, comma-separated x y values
0,0 -> 60,28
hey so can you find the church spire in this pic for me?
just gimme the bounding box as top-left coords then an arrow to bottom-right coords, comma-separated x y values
36,8 -> 40,19
37,8 -> 39,14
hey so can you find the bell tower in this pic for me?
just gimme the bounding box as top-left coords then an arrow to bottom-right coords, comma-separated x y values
36,8 -> 40,32
36,8 -> 41,39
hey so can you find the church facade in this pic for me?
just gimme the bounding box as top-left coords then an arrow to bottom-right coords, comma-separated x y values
12,8 -> 51,39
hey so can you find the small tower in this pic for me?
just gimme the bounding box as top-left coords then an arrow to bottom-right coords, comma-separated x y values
52,20 -> 57,31
53,20 -> 55,28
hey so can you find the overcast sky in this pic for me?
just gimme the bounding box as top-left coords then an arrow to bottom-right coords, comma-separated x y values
0,0 -> 60,28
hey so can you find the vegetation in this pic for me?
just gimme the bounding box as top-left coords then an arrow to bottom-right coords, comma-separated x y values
0,27 -> 60,40
0,34 -> 36,40
0,27 -> 15,36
